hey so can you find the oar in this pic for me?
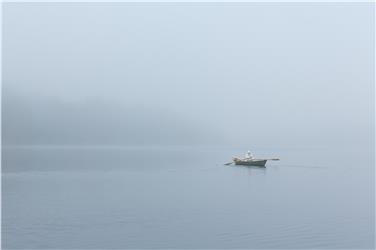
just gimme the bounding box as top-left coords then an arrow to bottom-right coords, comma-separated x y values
224,156 -> 243,165
269,158 -> 280,161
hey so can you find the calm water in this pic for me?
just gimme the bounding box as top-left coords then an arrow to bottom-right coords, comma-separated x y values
2,145 -> 374,249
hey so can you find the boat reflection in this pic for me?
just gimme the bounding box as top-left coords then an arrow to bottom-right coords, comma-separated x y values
231,164 -> 267,175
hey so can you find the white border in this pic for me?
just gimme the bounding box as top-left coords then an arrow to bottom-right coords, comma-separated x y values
1,0 -> 375,2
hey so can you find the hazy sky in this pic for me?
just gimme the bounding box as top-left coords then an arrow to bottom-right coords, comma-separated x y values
3,3 -> 374,148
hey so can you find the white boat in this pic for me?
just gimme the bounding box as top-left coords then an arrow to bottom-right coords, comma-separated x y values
225,157 -> 279,167
233,157 -> 267,167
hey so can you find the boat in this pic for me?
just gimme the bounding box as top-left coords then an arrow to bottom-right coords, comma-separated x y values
233,157 -> 267,167
224,151 -> 279,167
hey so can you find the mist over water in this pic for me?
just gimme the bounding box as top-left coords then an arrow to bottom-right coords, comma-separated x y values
3,2 -> 374,148
2,2 -> 375,249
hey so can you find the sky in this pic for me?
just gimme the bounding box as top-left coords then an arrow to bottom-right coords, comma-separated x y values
2,2 -> 375,148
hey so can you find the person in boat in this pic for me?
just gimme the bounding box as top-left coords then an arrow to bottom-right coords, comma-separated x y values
245,150 -> 254,160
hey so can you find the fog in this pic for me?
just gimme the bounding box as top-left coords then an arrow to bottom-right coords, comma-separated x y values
2,3 -> 374,148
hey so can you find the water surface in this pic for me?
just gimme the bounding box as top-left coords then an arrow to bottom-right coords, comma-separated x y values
2,145 -> 374,249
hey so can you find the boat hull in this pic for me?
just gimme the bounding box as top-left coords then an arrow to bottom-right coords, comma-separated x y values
234,159 -> 267,167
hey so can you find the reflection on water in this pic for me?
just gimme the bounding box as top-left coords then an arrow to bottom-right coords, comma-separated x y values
2,146 -> 374,249
230,165 -> 267,176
